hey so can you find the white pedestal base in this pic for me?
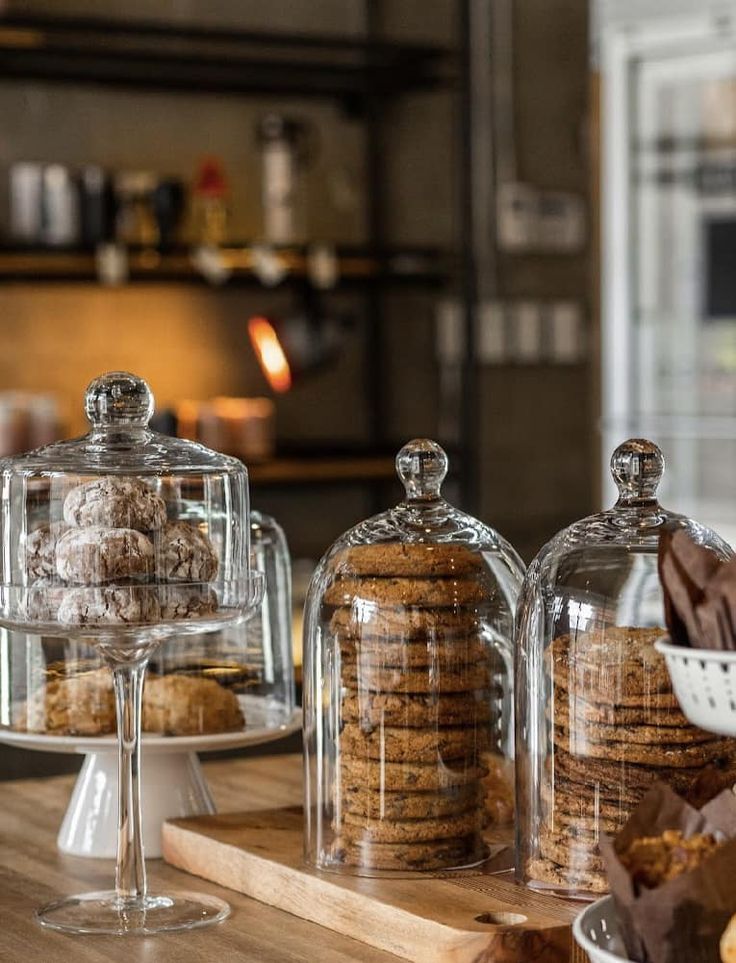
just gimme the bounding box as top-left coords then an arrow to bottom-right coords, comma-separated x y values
58,750 -> 215,859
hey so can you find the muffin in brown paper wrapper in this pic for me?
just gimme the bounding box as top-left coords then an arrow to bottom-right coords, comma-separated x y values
600,781 -> 736,963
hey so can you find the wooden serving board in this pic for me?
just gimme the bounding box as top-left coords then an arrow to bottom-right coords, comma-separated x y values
162,808 -> 587,963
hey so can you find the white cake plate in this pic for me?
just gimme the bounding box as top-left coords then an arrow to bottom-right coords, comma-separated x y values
0,709 -> 301,859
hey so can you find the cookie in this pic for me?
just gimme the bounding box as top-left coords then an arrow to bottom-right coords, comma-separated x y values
482,753 -> 515,827
21,521 -> 67,579
332,833 -> 485,871
552,746 -> 736,796
155,521 -> 218,582
550,713 -> 712,746
338,634 -> 489,670
340,756 -> 488,792
160,584 -> 218,621
55,526 -> 154,584
539,828 -> 605,875
23,578 -> 66,622
330,543 -> 484,578
341,783 -> 482,820
542,781 -> 631,823
338,808 -> 485,844
339,723 -> 488,763
552,687 -> 690,727
142,674 -> 244,735
58,585 -> 161,626
554,726 -> 724,767
330,606 -> 482,641
342,689 -> 492,729
324,576 -> 490,609
548,627 -> 672,700
14,668 -> 116,736
526,857 -> 607,894
64,477 -> 167,532
342,662 -> 491,694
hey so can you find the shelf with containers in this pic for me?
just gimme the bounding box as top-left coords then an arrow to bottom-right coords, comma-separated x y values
0,4 -> 480,511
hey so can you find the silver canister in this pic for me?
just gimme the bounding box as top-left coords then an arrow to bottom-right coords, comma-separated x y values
41,164 -> 81,246
9,162 -> 44,243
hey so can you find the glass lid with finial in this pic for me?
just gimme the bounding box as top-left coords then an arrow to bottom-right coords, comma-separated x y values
0,371 -> 264,936
303,438 -> 525,877
515,438 -> 733,901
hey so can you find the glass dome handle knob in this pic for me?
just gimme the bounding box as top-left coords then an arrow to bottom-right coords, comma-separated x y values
84,371 -> 155,428
610,438 -> 664,503
396,438 -> 448,500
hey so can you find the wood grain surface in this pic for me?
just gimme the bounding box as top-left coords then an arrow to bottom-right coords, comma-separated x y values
163,804 -> 588,963
0,754 -> 399,962
1,752 -> 590,962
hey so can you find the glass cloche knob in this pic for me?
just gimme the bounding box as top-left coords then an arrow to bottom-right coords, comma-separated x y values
396,438 -> 448,501
610,437 -> 664,504
84,371 -> 154,428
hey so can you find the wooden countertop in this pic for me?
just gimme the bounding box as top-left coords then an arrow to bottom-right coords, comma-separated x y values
0,753 -> 399,963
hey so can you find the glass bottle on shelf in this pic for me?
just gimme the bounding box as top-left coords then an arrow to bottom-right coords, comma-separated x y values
515,438 -> 734,899
303,439 -> 525,876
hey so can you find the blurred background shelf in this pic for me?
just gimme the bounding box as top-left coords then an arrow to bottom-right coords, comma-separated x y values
0,244 -> 449,287
248,452 -> 399,487
0,12 -> 453,104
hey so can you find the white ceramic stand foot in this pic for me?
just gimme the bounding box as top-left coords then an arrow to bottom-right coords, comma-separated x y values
58,750 -> 215,859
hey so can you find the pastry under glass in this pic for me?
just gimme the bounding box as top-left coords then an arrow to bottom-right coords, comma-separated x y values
303,438 -> 524,876
514,438 -> 733,899
0,371 -> 264,935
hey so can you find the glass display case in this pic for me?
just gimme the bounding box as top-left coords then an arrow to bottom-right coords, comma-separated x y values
515,438 -> 734,899
303,439 -> 524,876
0,371 -> 264,935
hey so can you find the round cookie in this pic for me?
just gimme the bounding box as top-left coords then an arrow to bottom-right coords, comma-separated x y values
160,585 -> 218,621
155,521 -> 218,582
551,746 -> 736,796
56,526 -> 154,584
342,689 -> 492,729
23,578 -> 67,622
58,585 -> 161,626
552,687 -> 690,727
142,674 -> 243,735
332,833 -> 485,872
14,668 -> 115,736
542,782 -> 632,823
330,606 -> 482,641
324,576 -> 490,609
341,783 -> 482,820
63,477 -> 166,532
340,756 -> 488,792
554,726 -> 725,767
526,856 -> 608,894
545,804 -> 625,837
342,662 -> 491,693
21,521 -> 67,579
549,713 -> 712,746
539,827 -> 605,875
338,635 -> 489,670
330,543 -> 484,578
548,627 -> 673,700
339,723 -> 488,763
338,808 -> 484,844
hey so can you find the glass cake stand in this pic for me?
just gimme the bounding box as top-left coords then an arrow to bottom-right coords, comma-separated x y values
0,371 -> 265,935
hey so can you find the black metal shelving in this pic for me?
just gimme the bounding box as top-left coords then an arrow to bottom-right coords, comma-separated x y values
0,6 -> 478,511
0,13 -> 452,105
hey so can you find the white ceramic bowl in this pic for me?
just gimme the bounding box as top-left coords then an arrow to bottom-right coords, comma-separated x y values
573,896 -> 633,963
655,639 -> 736,737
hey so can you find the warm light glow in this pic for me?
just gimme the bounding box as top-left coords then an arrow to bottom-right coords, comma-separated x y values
247,316 -> 292,393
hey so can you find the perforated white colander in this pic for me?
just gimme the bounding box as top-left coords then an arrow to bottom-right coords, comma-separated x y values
655,638 -> 736,737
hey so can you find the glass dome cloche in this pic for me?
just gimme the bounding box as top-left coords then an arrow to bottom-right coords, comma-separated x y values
0,371 -> 264,936
303,438 -> 525,876
515,438 -> 734,900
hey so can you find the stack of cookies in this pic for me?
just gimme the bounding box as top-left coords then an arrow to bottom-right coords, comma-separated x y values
323,542 -> 500,873
21,476 -> 219,626
528,626 -> 736,894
